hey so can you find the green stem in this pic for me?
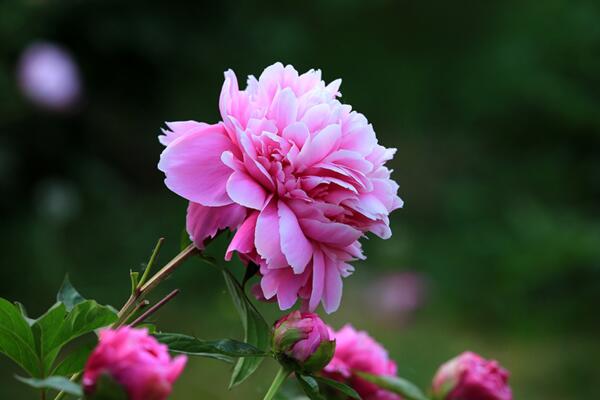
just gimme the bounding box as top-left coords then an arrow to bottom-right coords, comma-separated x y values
53,372 -> 81,400
262,367 -> 290,400
137,237 -> 165,289
113,243 -> 198,327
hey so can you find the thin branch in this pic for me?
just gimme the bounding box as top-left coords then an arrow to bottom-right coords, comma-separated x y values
114,243 -> 198,327
131,289 -> 180,327
138,237 -> 165,288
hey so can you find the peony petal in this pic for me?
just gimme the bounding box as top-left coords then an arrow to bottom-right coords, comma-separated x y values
260,272 -> 279,300
309,249 -> 325,311
159,123 -> 234,206
159,121 -> 208,146
269,87 -> 298,132
276,268 -> 309,310
186,202 -> 246,249
226,212 -> 259,260
300,103 -> 331,132
255,200 -> 288,269
322,257 -> 343,313
278,200 -> 313,274
226,171 -> 267,210
282,122 -> 310,148
300,218 -> 362,247
296,124 -> 342,170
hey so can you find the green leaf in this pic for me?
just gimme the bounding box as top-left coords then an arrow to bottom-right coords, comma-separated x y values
57,275 -> 86,312
222,269 -> 270,387
15,302 -> 36,326
52,340 -> 96,376
355,372 -> 429,400
15,375 -> 82,396
297,374 -> 326,400
85,373 -> 127,400
155,333 -> 268,361
0,298 -> 41,377
33,302 -> 67,370
35,300 -> 117,373
314,376 -> 361,399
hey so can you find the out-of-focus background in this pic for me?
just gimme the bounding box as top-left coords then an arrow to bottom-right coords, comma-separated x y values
1,0 -> 599,398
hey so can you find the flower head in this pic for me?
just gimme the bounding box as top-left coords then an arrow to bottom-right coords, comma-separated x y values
273,311 -> 335,373
159,62 -> 402,313
432,352 -> 512,400
323,325 -> 402,400
83,327 -> 187,400
17,42 -> 81,111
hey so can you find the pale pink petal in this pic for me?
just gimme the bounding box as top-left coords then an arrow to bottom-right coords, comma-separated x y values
278,200 -> 313,274
300,103 -> 331,132
296,124 -> 342,170
186,202 -> 246,249
276,269 -> 310,310
159,121 -> 208,146
226,212 -> 258,260
226,171 -> 267,210
255,200 -> 288,269
309,249 -> 325,311
269,88 -> 298,132
282,122 -> 310,148
300,219 -> 362,247
260,271 -> 279,300
322,257 -> 343,313
159,124 -> 234,206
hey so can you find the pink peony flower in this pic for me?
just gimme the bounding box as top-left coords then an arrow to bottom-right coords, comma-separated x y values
432,351 -> 512,400
83,327 -> 187,400
323,325 -> 402,400
273,311 -> 335,372
158,62 -> 402,313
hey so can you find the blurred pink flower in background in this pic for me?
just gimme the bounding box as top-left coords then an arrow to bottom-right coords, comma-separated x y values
323,325 -> 402,400
17,41 -> 81,111
273,310 -> 335,372
159,62 -> 402,313
432,351 -> 512,400
83,327 -> 187,400
365,271 -> 427,326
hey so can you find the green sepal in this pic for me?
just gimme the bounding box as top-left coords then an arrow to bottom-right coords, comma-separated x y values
301,339 -> 336,373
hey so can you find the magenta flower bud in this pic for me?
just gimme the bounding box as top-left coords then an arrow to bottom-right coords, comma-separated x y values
83,327 -> 187,400
273,311 -> 335,373
432,352 -> 512,400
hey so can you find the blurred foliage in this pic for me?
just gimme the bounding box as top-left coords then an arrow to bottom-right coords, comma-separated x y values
1,0 -> 599,399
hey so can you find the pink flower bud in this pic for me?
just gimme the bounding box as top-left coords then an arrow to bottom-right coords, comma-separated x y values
273,311 -> 335,373
83,327 -> 187,400
432,351 -> 512,400
323,325 -> 402,400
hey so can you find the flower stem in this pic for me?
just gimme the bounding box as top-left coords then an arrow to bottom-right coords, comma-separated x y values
113,243 -> 198,327
53,372 -> 81,400
131,289 -> 179,326
262,367 -> 290,400
137,237 -> 165,289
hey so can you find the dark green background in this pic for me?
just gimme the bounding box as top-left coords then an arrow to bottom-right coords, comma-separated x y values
1,0 -> 599,398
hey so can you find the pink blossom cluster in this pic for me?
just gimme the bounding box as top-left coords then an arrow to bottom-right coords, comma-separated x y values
432,351 -> 512,400
159,62 -> 402,313
83,327 -> 187,400
324,325 -> 402,400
